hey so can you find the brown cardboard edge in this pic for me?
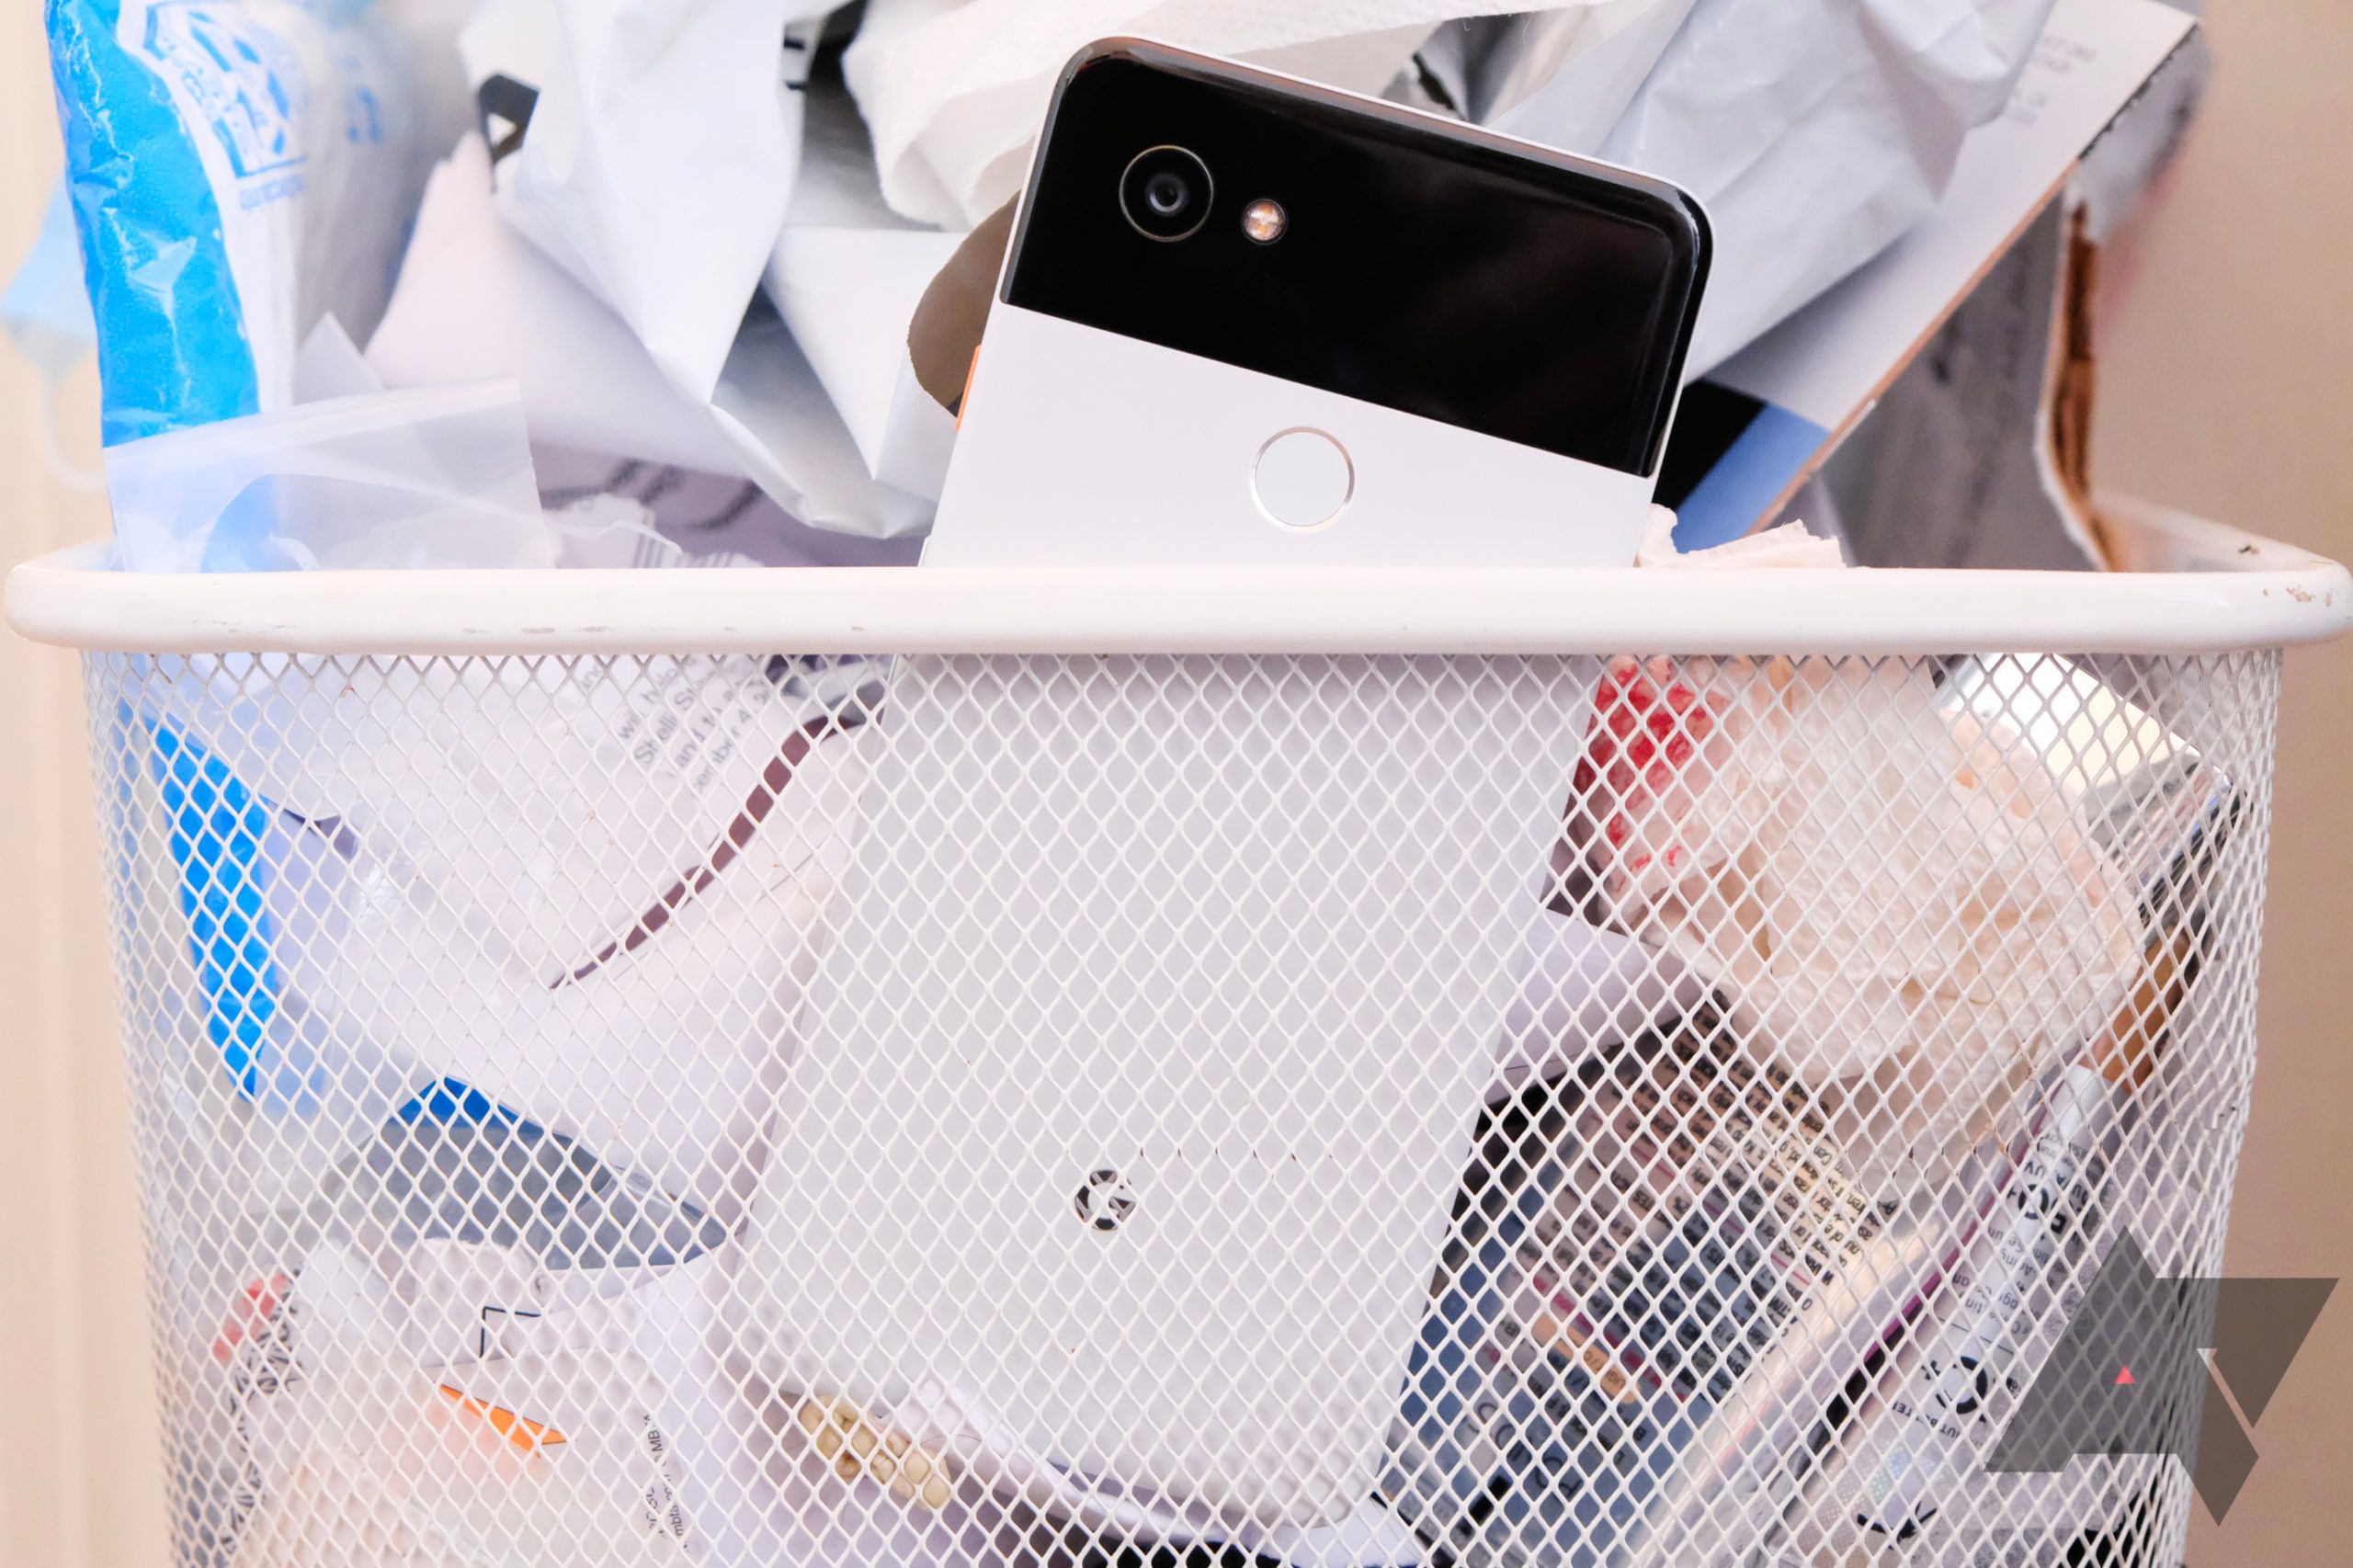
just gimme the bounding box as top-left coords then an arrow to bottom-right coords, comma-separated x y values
908,200 -> 1019,415
2050,202 -> 2119,569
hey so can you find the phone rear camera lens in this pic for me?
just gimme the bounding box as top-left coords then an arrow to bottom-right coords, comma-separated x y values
1120,146 -> 1212,241
1145,173 -> 1188,217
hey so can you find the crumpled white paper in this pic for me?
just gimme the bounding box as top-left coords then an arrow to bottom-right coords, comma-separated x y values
457,0 -> 826,403
449,1 -> 938,537
763,78 -> 968,501
1490,904 -> 1703,1105
234,1405 -> 694,1568
1586,0 -> 2060,375
1632,508 -> 1844,570
369,136 -> 752,480
1442,0 -> 1699,146
370,127 -> 940,538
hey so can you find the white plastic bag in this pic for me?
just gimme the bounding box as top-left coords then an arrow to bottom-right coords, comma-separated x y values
296,661 -> 871,1210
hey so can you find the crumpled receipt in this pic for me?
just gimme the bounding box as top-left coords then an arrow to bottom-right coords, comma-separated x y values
1571,518 -> 2145,1178
846,0 -> 1635,228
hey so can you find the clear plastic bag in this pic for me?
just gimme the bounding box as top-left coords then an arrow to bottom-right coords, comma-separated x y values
102,383 -> 550,574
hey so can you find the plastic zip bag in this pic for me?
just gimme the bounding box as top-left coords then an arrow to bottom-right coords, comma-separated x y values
102,382 -> 551,573
1563,519 -> 2144,1189
222,1256 -> 715,1568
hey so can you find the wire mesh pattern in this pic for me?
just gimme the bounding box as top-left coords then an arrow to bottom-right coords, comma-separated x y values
77,646 -> 2279,1568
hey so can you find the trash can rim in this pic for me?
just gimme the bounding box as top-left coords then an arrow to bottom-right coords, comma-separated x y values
8,494 -> 2346,657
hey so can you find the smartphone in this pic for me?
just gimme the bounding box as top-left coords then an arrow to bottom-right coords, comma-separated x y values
924,38 -> 1711,568
745,651 -> 1593,1528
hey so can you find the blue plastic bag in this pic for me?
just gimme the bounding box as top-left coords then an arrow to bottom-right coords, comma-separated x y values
49,0 -> 456,1116
46,0 -> 448,443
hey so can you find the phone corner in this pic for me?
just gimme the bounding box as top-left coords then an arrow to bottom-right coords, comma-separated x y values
1052,35 -> 1157,97
1676,187 -> 1716,282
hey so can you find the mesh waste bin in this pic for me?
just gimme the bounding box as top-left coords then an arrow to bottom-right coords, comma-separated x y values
7,497 -> 2347,1568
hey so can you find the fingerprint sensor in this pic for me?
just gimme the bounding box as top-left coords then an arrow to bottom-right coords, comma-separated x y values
1252,428 -> 1353,530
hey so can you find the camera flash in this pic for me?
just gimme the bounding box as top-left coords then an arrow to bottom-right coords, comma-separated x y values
1242,199 -> 1287,244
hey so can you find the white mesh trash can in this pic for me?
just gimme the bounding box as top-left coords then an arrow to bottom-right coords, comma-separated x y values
7,497 -> 2347,1568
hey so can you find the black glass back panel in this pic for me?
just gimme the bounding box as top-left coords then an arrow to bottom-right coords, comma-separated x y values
1003,42 -> 1711,476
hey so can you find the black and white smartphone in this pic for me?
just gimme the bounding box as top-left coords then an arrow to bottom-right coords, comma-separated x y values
924,37 -> 1711,568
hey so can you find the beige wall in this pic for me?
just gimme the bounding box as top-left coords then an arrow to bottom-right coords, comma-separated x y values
0,1 -> 169,1564
0,1 -> 2345,1563
2095,5 -> 2353,1563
